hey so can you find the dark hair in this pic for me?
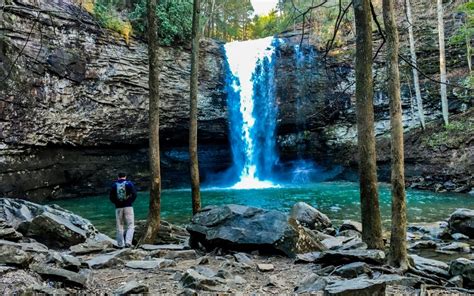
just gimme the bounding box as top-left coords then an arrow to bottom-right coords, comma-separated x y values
118,172 -> 127,178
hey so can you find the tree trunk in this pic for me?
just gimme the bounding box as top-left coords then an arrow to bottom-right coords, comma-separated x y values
190,0 -> 201,215
383,0 -> 409,269
405,0 -> 425,129
141,0 -> 162,244
437,0 -> 449,126
353,0 -> 384,250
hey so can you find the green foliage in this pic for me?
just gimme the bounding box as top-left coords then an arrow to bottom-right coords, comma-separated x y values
423,117 -> 474,148
249,10 -> 286,39
129,0 -> 193,46
449,2 -> 474,45
87,0 -> 133,43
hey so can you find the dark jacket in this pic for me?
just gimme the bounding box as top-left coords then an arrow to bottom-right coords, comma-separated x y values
109,179 -> 137,208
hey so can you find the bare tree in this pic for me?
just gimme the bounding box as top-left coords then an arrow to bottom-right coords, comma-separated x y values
353,0 -> 384,250
405,0 -> 425,129
141,0 -> 162,244
190,0 -> 201,215
383,0 -> 408,269
437,0 -> 449,125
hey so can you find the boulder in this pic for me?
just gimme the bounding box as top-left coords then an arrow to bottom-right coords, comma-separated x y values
316,249 -> 386,266
114,281 -> 149,295
0,245 -> 31,267
0,198 -> 99,248
187,205 -> 326,257
411,255 -> 449,278
449,258 -> 474,284
322,236 -> 349,250
448,209 -> 474,238
30,264 -> 88,287
180,267 -> 229,292
324,275 -> 418,295
339,220 -> 362,233
290,202 -> 332,230
334,262 -> 372,278
439,242 -> 470,253
408,221 -> 451,239
294,274 -> 327,293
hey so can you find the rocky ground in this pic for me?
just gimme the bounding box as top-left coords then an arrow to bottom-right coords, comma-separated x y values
1,198 -> 474,295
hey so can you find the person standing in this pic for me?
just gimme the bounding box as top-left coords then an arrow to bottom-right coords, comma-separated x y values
109,173 -> 137,248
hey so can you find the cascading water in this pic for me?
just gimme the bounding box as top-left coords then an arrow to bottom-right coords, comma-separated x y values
224,37 -> 280,189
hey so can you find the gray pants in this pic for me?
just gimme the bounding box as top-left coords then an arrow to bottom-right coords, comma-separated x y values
115,207 -> 134,247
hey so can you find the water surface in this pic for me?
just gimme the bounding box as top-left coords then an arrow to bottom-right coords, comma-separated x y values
50,182 -> 472,235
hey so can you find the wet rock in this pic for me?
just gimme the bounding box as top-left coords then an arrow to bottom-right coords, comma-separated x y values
411,254 -> 449,278
290,202 -> 332,230
409,240 -> 437,249
339,220 -> 362,233
408,221 -> 451,239
294,273 -> 327,293
0,245 -> 31,267
86,249 -> 130,269
180,267 -> 229,292
439,242 -> 470,253
448,209 -> 474,238
125,259 -> 176,270
114,281 -> 149,295
257,263 -> 274,272
449,258 -> 474,284
337,230 -> 362,238
334,262 -> 372,278
316,249 -> 386,266
451,233 -> 469,240
187,205 -> 326,257
325,274 -> 418,295
30,264 -> 87,287
0,198 -> 99,249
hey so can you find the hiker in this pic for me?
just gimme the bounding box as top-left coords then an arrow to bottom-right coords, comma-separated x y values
109,173 -> 137,248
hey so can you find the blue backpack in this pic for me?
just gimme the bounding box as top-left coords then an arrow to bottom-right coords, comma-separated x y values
116,182 -> 129,201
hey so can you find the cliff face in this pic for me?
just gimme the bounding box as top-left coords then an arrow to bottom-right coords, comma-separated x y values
0,0 -> 471,201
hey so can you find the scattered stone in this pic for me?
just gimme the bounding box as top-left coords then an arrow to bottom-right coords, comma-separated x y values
411,255 -> 449,278
325,275 -> 417,295
408,221 -> 451,239
30,264 -> 87,287
86,249 -> 130,269
180,267 -> 229,292
316,249 -> 386,265
187,205 -> 326,257
448,209 -> 474,238
339,220 -> 362,233
114,281 -> 149,295
125,259 -> 176,270
295,251 -> 321,263
451,233 -> 469,240
409,240 -> 437,250
439,242 -> 470,253
449,258 -> 474,283
334,262 -> 372,278
164,250 -> 197,260
337,230 -> 362,238
290,202 -> 332,230
294,274 -> 327,293
233,252 -> 255,267
140,243 -> 188,251
0,245 -> 31,267
257,263 -> 274,272
322,236 -> 348,250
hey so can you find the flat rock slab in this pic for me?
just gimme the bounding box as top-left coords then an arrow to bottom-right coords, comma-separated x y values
0,245 -> 31,267
411,254 -> 449,278
294,274 -> 328,293
86,249 -> 130,269
125,259 -> 176,270
295,252 -> 321,263
0,239 -> 49,253
114,281 -> 149,295
325,275 -> 418,295
163,250 -> 197,260
180,267 -> 229,292
316,249 -> 386,265
257,263 -> 274,272
30,264 -> 87,287
140,244 -> 188,251
334,262 -> 371,278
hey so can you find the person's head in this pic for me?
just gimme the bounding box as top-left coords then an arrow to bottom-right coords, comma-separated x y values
118,172 -> 127,180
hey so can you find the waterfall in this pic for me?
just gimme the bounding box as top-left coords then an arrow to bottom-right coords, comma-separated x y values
224,37 -> 280,189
